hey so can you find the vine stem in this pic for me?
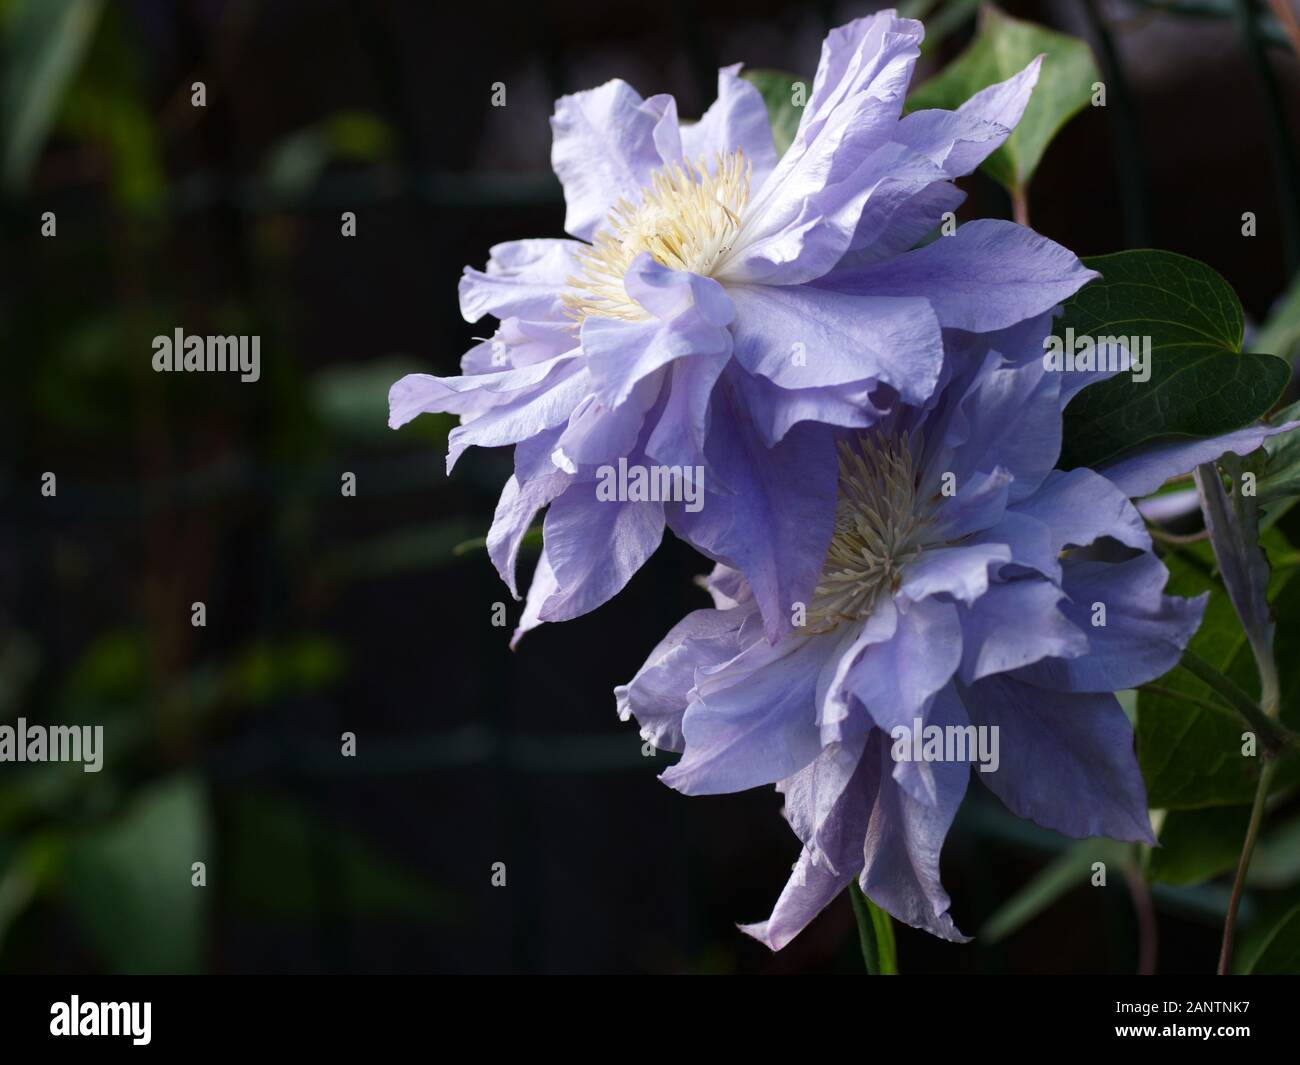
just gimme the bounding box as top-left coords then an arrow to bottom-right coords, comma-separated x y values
1218,758 -> 1278,975
1216,641 -> 1280,975
1177,650 -> 1293,754
1011,185 -> 1030,227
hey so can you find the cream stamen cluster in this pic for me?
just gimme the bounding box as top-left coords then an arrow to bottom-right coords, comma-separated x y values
563,150 -> 751,323
805,432 -> 937,634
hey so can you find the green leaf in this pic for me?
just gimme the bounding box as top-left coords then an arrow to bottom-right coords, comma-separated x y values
1249,902 -> 1300,974
1,0 -> 104,192
848,881 -> 898,974
1057,250 -> 1289,470
1137,539 -> 1300,809
740,69 -> 806,158
62,773 -> 211,973
905,3 -> 1098,194
1146,806 -> 1251,885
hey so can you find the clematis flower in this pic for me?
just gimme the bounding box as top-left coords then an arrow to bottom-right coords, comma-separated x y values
389,10 -> 1096,641
614,314 -> 1240,946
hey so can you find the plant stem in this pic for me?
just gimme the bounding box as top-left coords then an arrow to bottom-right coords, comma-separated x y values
848,881 -> 897,974
1218,758 -> 1279,975
1138,682 -> 1249,720
1177,650 -> 1293,754
1123,863 -> 1159,975
1011,184 -> 1030,227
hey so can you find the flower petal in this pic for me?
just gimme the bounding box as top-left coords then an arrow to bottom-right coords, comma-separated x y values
669,381 -> 839,642
536,487 -> 665,622
848,597 -> 963,735
861,729 -> 970,942
459,239 -> 584,323
958,579 -> 1088,683
959,676 -> 1156,843
681,64 -> 779,185
550,81 -> 679,241
1013,553 -> 1207,692
720,13 -> 925,284
1096,421 -> 1300,498
615,606 -> 753,753
819,219 -> 1097,333
662,627 -> 839,794
487,470 -> 570,599
727,283 -> 943,400
1012,467 -> 1151,553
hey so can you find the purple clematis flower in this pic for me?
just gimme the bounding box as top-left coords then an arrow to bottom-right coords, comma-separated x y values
389,11 -> 1096,642
615,314 -> 1237,947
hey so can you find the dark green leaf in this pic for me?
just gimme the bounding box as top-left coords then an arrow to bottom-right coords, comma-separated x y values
1058,250 -> 1289,469
905,3 -> 1098,194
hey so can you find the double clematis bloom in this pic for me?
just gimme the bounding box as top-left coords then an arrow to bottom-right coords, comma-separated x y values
614,311 -> 1279,947
390,11 -> 1097,641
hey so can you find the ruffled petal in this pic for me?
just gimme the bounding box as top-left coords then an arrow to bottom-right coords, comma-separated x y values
719,13 -> 925,284
1096,421 -> 1300,498
958,578 -> 1088,683
739,735 -> 881,951
861,728 -> 970,942
959,676 -> 1155,843
681,64 -> 779,185
727,282 -> 943,400
840,597 -> 963,739
550,80 -> 680,241
661,626 -> 840,794
615,606 -> 754,753
458,239 -> 584,323
1012,553 -> 1207,692
819,219 -> 1097,333
580,256 -> 734,411
669,381 -> 839,642
487,470 -> 570,599
535,487 -> 665,622
1012,467 -> 1151,553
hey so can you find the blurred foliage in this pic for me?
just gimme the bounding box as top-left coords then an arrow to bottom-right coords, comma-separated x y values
1,0 -> 104,192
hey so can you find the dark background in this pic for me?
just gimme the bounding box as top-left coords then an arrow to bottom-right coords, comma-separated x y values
2,0 -> 1299,974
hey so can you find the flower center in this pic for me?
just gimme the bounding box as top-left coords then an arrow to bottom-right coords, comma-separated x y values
562,150 -> 751,324
805,432 -> 935,635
